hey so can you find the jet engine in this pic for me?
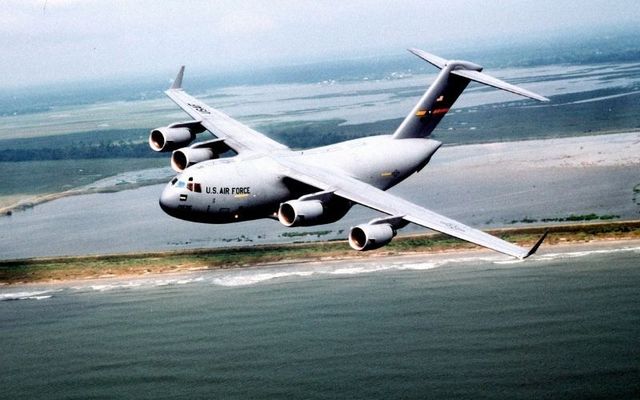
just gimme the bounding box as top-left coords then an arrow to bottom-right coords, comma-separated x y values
348,223 -> 396,251
149,121 -> 205,152
170,138 -> 232,172
149,127 -> 193,152
278,199 -> 324,227
171,148 -> 215,172
278,191 -> 352,227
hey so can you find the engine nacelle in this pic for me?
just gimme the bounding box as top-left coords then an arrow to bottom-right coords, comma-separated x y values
149,127 -> 195,152
278,200 -> 324,227
348,223 -> 395,251
171,147 -> 216,172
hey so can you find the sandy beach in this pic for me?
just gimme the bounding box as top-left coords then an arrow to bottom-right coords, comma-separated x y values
1,224 -> 638,289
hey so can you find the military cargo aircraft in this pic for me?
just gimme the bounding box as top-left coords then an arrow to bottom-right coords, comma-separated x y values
151,49 -> 548,259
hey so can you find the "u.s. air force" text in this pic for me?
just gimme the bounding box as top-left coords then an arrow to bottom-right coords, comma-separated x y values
206,187 -> 251,195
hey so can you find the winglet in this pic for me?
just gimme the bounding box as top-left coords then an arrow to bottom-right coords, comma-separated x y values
523,229 -> 549,259
170,66 -> 185,90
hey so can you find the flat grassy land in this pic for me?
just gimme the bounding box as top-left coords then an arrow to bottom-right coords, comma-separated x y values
0,158 -> 166,196
0,158 -> 169,212
1,221 -> 639,285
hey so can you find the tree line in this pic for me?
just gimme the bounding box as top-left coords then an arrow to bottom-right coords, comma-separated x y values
0,142 -> 163,161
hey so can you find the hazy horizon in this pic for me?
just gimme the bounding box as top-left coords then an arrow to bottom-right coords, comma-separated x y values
2,0 -> 640,89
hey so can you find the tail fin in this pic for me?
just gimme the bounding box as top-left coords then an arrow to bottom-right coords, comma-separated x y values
393,49 -> 549,139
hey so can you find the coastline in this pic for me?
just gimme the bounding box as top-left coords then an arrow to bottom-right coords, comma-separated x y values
2,221 -> 638,286
0,173 -> 170,216
0,180 -> 166,216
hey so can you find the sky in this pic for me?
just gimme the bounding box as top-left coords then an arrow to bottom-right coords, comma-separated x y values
1,0 -> 639,88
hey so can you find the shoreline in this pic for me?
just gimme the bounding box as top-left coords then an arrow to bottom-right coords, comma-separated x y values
2,220 -> 639,286
0,178 -> 169,216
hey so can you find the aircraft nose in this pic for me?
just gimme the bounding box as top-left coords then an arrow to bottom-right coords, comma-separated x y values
159,184 -> 177,214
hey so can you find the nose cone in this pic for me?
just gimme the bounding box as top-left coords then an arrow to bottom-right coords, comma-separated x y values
159,183 -> 178,216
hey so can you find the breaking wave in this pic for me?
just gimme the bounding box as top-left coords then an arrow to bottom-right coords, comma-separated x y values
209,258 -> 471,287
528,246 -> 640,262
0,289 -> 61,301
3,246 -> 638,297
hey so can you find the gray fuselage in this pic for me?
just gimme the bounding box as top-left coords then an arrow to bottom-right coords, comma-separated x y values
159,135 -> 441,224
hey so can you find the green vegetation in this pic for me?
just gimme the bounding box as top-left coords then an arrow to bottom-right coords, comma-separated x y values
510,214 -> 620,224
0,129 -> 162,161
544,214 -> 620,222
0,158 -> 167,196
258,88 -> 640,149
281,230 -> 332,238
260,119 -> 401,149
221,235 -> 253,243
0,141 -> 158,162
2,220 -> 638,285
0,128 -> 170,204
433,88 -> 640,145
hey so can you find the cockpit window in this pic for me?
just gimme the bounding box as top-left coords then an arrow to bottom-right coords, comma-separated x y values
171,177 -> 178,185
176,181 -> 186,188
185,177 -> 202,193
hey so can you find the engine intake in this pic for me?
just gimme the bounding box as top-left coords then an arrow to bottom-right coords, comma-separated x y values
170,138 -> 231,172
149,121 -> 205,152
349,223 -> 395,251
149,127 -> 194,152
278,200 -> 324,227
171,148 -> 215,172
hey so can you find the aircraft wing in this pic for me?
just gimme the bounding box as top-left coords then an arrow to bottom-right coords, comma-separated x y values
164,66 -> 289,154
275,156 -> 545,259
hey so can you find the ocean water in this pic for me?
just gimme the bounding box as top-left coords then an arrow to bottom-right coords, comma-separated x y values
1,246 -> 639,399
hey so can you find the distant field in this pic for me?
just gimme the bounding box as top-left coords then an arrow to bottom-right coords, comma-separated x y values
0,158 -> 166,200
263,89 -> 640,148
4,87 -> 639,161
0,127 -> 170,209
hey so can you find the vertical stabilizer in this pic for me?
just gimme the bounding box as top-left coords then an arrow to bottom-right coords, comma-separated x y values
392,60 -> 475,139
393,49 -> 548,139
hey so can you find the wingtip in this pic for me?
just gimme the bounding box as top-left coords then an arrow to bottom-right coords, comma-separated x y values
531,95 -> 550,103
170,66 -> 185,90
523,229 -> 549,259
407,48 -> 447,69
530,93 -> 551,102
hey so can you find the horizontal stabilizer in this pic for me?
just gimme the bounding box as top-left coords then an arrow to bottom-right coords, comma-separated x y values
408,48 -> 447,69
451,69 -> 549,102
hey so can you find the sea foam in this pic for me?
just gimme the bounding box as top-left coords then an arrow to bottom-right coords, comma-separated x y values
0,289 -> 60,301
209,258 -> 477,287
